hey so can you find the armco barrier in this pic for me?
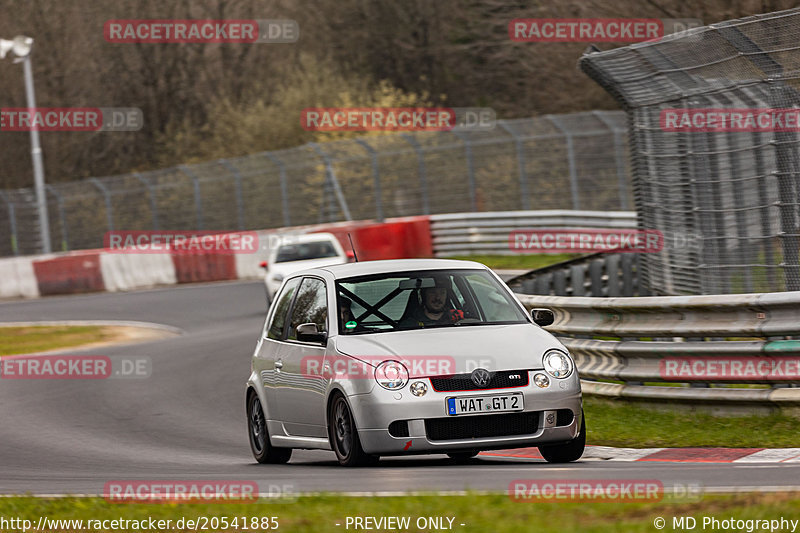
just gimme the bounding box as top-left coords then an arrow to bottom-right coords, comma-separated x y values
99,253 -> 177,292
32,252 -> 105,296
516,291 -> 800,414
431,210 -> 636,256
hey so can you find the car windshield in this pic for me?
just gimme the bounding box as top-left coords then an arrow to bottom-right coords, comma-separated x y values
335,269 -> 528,334
274,240 -> 339,263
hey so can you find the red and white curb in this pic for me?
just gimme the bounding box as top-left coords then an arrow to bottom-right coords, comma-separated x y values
481,446 -> 800,463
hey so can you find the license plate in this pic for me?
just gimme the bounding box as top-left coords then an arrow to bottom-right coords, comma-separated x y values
446,393 -> 524,415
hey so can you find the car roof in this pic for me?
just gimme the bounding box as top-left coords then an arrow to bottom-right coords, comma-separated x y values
313,258 -> 489,279
276,232 -> 338,245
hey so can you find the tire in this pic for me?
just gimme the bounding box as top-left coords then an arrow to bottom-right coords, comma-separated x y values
328,394 -> 379,467
538,410 -> 586,464
447,451 -> 480,463
247,391 -> 292,464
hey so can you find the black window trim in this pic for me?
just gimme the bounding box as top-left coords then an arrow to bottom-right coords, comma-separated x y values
283,275 -> 329,345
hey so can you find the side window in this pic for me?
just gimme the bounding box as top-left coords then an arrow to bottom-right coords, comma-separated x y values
267,278 -> 301,340
287,278 -> 328,341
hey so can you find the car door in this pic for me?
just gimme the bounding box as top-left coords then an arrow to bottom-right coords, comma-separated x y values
255,277 -> 301,418
275,276 -> 329,438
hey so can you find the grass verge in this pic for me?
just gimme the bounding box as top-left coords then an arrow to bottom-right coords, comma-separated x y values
0,493 -> 798,532
445,254 -> 581,270
0,326 -> 126,356
585,396 -> 800,448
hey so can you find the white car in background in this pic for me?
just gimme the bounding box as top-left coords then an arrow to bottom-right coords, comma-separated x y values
260,232 -> 351,304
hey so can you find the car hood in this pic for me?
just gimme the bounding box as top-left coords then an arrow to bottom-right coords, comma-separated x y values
268,257 -> 346,277
333,324 -> 565,376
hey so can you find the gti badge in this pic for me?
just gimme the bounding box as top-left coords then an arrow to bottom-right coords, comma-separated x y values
470,368 -> 491,388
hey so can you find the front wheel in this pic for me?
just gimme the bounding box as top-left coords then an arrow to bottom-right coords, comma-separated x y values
538,410 -> 586,463
328,394 -> 378,467
247,392 -> 292,464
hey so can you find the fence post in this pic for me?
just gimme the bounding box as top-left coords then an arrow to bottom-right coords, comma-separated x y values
45,185 -> 68,251
132,173 -> 160,231
0,191 -> 19,256
593,111 -> 629,210
263,153 -> 291,227
89,178 -> 114,233
353,138 -> 384,222
450,130 -> 478,212
219,160 -> 246,230
309,143 -> 352,222
499,121 -> 531,210
401,134 -> 430,215
178,165 -> 204,231
546,114 -> 580,210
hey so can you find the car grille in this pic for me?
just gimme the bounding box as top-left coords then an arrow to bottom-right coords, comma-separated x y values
429,370 -> 529,392
425,412 -> 539,441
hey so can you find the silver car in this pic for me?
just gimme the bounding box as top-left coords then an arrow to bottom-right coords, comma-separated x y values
245,259 -> 584,467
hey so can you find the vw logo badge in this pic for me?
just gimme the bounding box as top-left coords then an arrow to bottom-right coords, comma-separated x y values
470,368 -> 491,388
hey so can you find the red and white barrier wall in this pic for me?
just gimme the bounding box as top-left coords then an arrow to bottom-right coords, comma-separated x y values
1,216 -> 434,299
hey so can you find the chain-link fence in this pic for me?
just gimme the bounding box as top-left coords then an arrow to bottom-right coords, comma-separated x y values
0,111 -> 632,257
581,8 -> 800,295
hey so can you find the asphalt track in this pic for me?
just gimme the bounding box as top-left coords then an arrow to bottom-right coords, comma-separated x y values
1,280 -> 799,495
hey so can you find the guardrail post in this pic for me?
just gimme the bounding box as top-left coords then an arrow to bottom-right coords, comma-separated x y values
132,173 -> 160,231
451,130 -> 478,212
219,160 -> 246,230
309,143 -> 352,222
0,191 -> 19,255
264,153 -> 291,227
45,185 -> 68,251
178,165 -> 204,230
89,178 -> 114,233
593,111 -> 629,210
401,134 -> 430,215
499,121 -> 531,210
354,138 -> 384,222
546,115 -> 580,210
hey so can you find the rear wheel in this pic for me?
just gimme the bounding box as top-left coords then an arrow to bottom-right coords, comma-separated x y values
247,392 -> 292,464
538,410 -> 586,463
447,451 -> 480,463
328,394 -> 378,467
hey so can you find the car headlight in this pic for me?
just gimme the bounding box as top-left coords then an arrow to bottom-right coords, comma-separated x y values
542,349 -> 573,379
374,360 -> 409,390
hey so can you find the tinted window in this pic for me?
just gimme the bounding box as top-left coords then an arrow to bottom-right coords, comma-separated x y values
287,278 -> 328,341
275,241 -> 339,263
267,277 -> 300,340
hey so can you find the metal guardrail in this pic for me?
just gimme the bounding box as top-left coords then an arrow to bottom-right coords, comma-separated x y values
506,252 -> 646,297
431,210 -> 636,257
516,292 -> 800,411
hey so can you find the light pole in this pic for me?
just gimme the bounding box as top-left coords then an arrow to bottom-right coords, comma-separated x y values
1,35 -> 51,253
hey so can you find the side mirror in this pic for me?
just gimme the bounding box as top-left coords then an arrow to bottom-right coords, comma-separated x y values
259,261 -> 268,269
296,322 -> 327,344
531,308 -> 554,327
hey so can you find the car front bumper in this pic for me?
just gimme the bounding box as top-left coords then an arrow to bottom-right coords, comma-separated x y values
346,370 -> 582,455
